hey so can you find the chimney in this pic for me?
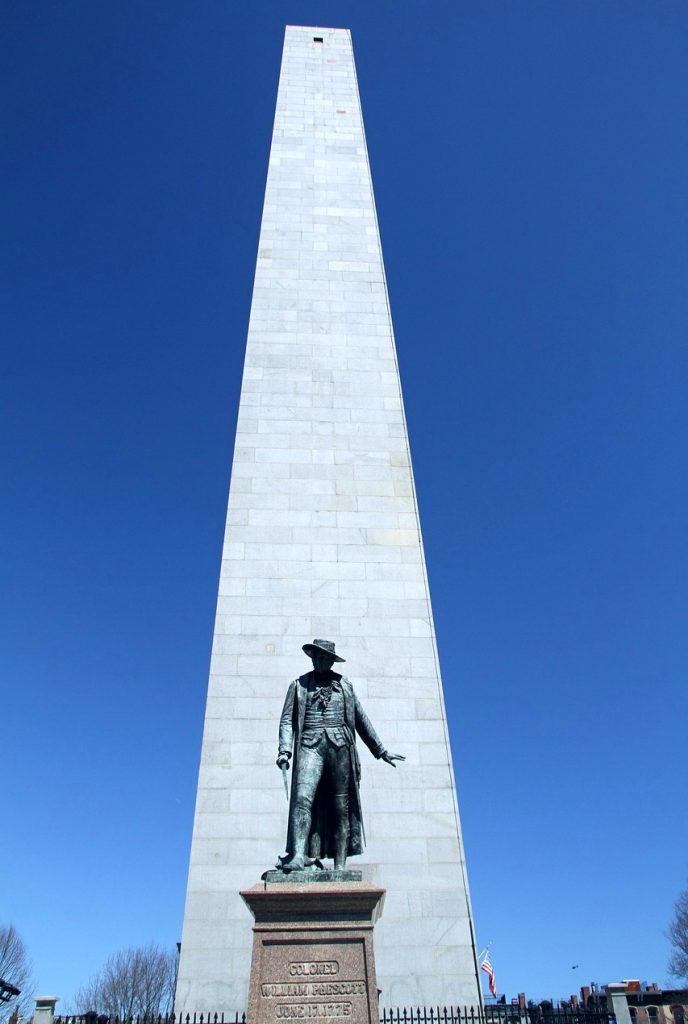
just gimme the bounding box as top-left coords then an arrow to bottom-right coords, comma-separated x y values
34,997 -> 58,1024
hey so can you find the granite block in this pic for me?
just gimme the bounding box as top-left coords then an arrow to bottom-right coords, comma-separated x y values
242,882 -> 384,1024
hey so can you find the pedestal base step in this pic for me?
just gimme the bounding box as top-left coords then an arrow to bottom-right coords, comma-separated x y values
262,869 -> 363,884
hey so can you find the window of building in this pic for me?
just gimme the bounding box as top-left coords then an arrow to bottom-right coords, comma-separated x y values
671,1007 -> 685,1024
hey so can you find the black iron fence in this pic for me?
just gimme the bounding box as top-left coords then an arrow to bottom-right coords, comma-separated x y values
55,1007 -> 611,1024
382,1008 -> 611,1024
54,1017 -> 246,1024
487,1007 -> 612,1024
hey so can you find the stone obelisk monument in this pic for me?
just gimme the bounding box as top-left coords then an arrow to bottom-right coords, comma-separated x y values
176,25 -> 481,1012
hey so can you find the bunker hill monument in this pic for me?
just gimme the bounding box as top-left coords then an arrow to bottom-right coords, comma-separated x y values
176,25 -> 481,1012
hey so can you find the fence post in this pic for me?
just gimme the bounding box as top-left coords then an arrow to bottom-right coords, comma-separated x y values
605,984 -> 632,1024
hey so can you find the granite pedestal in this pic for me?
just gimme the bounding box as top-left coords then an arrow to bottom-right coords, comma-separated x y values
241,881 -> 385,1024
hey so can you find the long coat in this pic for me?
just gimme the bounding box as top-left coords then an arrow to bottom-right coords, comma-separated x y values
278,671 -> 386,859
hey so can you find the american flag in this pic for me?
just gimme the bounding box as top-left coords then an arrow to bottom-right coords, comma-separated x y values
480,948 -> 497,998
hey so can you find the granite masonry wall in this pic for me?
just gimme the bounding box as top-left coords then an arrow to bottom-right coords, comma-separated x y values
176,25 -> 481,1012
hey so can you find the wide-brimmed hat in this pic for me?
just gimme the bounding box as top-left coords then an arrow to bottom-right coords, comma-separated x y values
302,638 -> 345,663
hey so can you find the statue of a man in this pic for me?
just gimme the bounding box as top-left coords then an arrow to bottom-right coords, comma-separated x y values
276,639 -> 404,871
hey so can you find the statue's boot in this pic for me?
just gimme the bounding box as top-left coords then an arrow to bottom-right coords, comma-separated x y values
333,794 -> 349,870
283,855 -> 305,871
333,839 -> 348,871
283,804 -> 310,871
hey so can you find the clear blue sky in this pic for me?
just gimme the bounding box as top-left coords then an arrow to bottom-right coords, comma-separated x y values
3,0 -> 688,1009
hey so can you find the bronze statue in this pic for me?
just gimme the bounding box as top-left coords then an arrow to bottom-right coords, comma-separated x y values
276,639 -> 404,871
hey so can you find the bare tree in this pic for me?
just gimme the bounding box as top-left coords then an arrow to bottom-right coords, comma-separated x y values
0,924 -> 33,1024
668,886 -> 688,981
74,943 -> 176,1018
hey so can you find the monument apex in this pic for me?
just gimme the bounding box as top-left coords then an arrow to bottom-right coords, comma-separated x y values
176,25 -> 481,1011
